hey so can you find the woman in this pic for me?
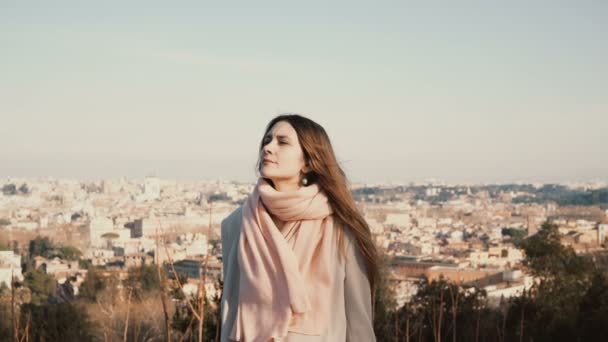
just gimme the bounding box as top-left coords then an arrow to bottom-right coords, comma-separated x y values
220,114 -> 379,341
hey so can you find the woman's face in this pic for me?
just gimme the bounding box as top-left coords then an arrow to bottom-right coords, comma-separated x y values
259,121 -> 310,189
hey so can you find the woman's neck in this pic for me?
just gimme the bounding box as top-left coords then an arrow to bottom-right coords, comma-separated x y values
271,178 -> 300,192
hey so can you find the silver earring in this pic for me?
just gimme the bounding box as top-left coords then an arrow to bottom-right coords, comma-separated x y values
301,177 -> 308,186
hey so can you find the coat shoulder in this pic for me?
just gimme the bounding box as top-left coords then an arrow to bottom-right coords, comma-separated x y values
338,220 -> 358,251
221,205 -> 243,241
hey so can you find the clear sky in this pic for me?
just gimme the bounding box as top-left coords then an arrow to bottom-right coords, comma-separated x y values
1,1 -> 606,184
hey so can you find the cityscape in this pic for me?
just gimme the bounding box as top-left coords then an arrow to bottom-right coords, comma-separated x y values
1,176 -> 607,340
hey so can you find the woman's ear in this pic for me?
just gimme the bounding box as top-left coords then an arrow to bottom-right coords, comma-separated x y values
302,164 -> 312,174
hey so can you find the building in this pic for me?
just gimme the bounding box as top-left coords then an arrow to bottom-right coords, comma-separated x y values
0,250 -> 22,288
88,217 -> 114,247
426,266 -> 503,287
598,224 -> 608,244
385,213 -> 412,228
417,218 -> 437,229
132,214 -> 227,238
166,259 -> 204,279
144,177 -> 161,200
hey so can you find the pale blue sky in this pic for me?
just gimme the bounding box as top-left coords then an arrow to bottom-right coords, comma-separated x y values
1,1 -> 606,183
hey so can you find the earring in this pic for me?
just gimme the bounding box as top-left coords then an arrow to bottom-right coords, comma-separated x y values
301,176 -> 308,186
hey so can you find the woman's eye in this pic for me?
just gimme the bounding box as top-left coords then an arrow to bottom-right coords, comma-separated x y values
263,137 -> 287,145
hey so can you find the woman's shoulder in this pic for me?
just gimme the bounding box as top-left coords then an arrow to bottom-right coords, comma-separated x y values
334,218 -> 359,257
221,204 -> 243,224
221,204 -> 244,240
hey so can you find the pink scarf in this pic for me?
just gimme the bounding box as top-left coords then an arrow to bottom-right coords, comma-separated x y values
229,177 -> 339,342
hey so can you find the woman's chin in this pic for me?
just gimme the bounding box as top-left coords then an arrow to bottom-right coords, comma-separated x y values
260,170 -> 275,179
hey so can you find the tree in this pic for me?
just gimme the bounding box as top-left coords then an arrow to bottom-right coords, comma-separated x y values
171,277 -> 222,341
519,221 -> 591,278
372,247 -> 398,340
22,269 -> 56,305
18,183 -> 29,194
501,227 -> 527,246
1,183 -> 16,195
0,283 -> 13,341
124,264 -> 161,299
382,278 -> 491,342
79,267 -> 118,302
79,258 -> 93,269
0,242 -> 11,251
71,212 -> 82,221
19,302 -> 95,341
520,220 -> 594,282
0,281 -> 8,296
60,246 -> 83,260
576,270 -> 608,340
28,236 -> 54,258
511,220 -> 597,341
101,232 -> 119,248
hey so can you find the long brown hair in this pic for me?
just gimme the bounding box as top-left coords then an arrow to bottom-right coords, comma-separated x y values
255,114 -> 380,293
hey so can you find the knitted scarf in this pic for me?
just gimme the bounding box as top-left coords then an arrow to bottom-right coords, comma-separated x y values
229,177 -> 338,341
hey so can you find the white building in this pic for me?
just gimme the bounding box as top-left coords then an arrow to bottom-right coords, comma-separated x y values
144,177 -> 161,200
385,213 -> 412,228
598,224 -> 608,244
132,213 -> 228,238
437,218 -> 453,226
88,217 -> 114,247
185,234 -> 209,256
449,230 -> 464,241
112,228 -> 132,242
0,250 -> 23,288
468,247 -> 523,267
485,275 -> 534,303
417,218 -> 437,229
88,248 -> 115,266
367,218 -> 384,235
12,221 -> 39,230
0,251 -> 20,268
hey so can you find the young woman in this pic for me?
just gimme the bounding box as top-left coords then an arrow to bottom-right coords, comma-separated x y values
220,114 -> 379,341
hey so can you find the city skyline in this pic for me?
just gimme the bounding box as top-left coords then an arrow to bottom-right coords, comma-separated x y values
1,1 -> 607,183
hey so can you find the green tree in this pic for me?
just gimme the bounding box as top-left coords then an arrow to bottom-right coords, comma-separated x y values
101,232 -> 119,248
79,267 -> 118,302
0,290 -> 11,340
502,227 -> 527,246
510,220 -> 597,341
79,258 -> 93,269
0,281 -> 8,296
19,302 -> 95,341
18,183 -> 29,194
0,242 -> 11,251
519,221 -> 593,280
171,277 -> 222,342
28,236 -> 54,258
374,277 -> 493,342
124,264 -> 161,298
22,269 -> 56,305
1,183 -> 16,195
576,270 -> 608,340
60,246 -> 83,260
372,247 -> 398,340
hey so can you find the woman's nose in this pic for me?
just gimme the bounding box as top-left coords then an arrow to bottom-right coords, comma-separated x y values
263,142 -> 275,155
